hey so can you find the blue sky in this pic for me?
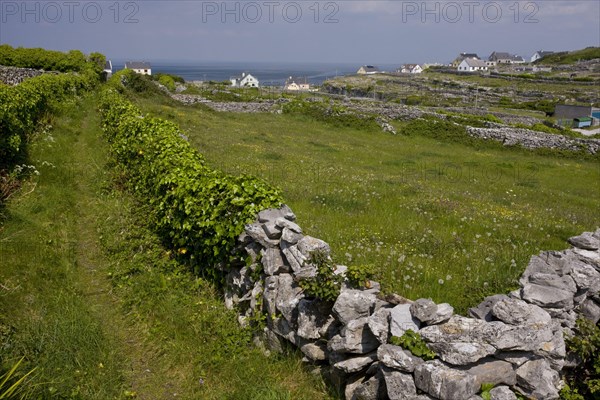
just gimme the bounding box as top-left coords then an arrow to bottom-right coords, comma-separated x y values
1,1 -> 598,64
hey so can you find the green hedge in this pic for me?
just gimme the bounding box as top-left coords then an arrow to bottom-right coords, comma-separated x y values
0,44 -> 105,73
98,79 -> 282,278
0,70 -> 98,171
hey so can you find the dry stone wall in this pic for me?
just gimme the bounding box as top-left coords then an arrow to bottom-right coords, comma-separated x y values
225,204 -> 600,400
467,125 -> 600,155
0,65 -> 55,85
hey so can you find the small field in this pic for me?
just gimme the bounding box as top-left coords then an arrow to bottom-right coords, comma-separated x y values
135,95 -> 600,312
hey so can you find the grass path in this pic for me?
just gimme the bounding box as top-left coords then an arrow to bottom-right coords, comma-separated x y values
0,94 -> 333,399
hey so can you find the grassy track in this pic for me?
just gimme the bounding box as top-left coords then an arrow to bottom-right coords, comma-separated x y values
134,96 -> 600,312
0,94 -> 333,399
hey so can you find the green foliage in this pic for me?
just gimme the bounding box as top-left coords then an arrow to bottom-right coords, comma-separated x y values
98,86 -> 282,279
346,264 -> 375,289
480,383 -> 496,400
157,75 -> 176,91
297,250 -> 342,302
498,97 -> 557,114
400,117 -> 469,141
389,330 -> 436,360
0,44 -> 98,73
152,72 -> 184,85
0,68 -> 98,174
282,99 -> 379,131
117,70 -> 164,97
562,318 -> 600,399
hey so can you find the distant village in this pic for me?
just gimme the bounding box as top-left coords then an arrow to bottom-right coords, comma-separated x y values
103,49 -> 598,129
108,50 -> 556,92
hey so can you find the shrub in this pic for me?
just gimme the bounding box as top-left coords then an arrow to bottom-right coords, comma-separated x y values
562,318 -> 600,399
0,70 -> 98,172
0,44 -> 101,74
297,250 -> 342,302
98,86 -> 282,279
282,99 -> 379,131
389,330 -> 436,360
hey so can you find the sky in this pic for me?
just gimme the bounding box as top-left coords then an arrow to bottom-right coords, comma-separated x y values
0,0 -> 599,65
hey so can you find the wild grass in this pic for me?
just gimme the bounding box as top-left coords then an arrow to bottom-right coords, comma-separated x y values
135,97 -> 600,313
0,93 -> 334,399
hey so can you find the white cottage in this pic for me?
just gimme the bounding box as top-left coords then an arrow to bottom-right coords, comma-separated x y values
284,76 -> 310,91
398,64 -> 423,74
103,60 -> 113,79
531,50 -> 554,63
124,61 -> 151,75
357,65 -> 379,75
457,58 -> 488,72
230,72 -> 259,87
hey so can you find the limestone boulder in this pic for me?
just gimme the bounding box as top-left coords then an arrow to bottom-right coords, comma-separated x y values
389,303 -> 421,337
414,360 -> 479,400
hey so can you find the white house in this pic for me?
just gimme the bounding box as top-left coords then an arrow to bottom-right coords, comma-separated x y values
488,52 -> 526,64
451,53 -> 479,67
230,72 -> 259,87
124,61 -> 151,75
284,76 -> 310,91
103,60 -> 113,79
357,65 -> 379,74
531,50 -> 554,63
457,58 -> 489,72
398,64 -> 423,74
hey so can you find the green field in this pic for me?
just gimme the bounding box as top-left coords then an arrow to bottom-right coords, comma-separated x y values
135,95 -> 600,312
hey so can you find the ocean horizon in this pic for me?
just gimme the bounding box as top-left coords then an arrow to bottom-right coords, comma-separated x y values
110,60 -> 402,86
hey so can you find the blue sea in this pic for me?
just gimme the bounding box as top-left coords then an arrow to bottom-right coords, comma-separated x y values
111,60 -> 400,86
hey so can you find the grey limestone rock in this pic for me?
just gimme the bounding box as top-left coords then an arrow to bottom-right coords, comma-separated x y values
297,299 -> 334,340
300,340 -> 328,361
333,351 -> 377,373
328,318 -> 380,354
333,289 -> 377,325
367,307 -> 391,344
352,372 -> 384,400
275,273 -> 304,324
262,247 -> 289,275
275,217 -> 302,233
430,341 -> 496,366
460,357 -> 517,387
568,231 -> 600,250
410,298 -> 438,324
430,303 -> 454,325
491,297 -> 551,325
469,294 -> 509,321
515,359 -> 560,399
414,360 -> 479,400
579,298 -> 600,324
297,235 -> 331,259
489,386 -> 518,400
389,303 -> 421,337
377,344 -> 424,372
521,283 -> 574,309
381,366 -> 417,400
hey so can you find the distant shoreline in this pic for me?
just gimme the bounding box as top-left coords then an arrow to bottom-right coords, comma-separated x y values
109,61 -> 402,86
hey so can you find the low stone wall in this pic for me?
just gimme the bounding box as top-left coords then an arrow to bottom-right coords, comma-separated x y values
467,125 -> 600,154
226,204 -> 600,400
0,65 -> 55,85
171,93 -> 280,113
